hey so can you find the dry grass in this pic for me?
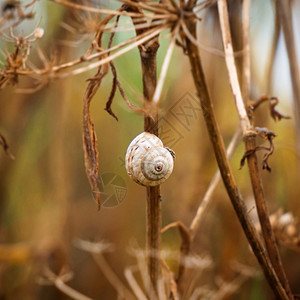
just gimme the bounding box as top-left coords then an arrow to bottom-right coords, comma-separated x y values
0,0 -> 300,299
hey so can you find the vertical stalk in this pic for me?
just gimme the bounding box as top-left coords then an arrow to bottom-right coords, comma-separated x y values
265,6 -> 280,94
242,0 -> 251,102
276,0 -> 300,167
126,2 -> 161,289
246,136 -> 294,300
217,1 -> 293,297
139,40 -> 161,291
184,12 -> 289,300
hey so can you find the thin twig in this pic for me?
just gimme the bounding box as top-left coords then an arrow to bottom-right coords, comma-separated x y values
58,26 -> 165,72
51,0 -> 176,20
105,16 -> 122,121
152,24 -> 179,104
180,19 -> 245,58
265,10 -> 280,94
132,247 -> 153,296
53,278 -> 92,300
189,126 -> 242,238
100,19 -> 168,33
42,268 -> 92,300
276,0 -> 300,167
217,0 -> 251,133
160,259 -> 179,299
1,25 -> 168,89
118,0 -> 171,14
57,26 -> 168,78
157,277 -> 168,300
124,266 -> 148,300
242,0 -> 251,102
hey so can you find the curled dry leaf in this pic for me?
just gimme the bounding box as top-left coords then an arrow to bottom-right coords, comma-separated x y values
239,127 -> 276,172
246,95 -> 291,122
269,97 -> 291,121
104,63 -> 119,121
83,65 -> 108,210
161,221 -> 191,281
82,10 -> 147,207
82,11 -> 122,210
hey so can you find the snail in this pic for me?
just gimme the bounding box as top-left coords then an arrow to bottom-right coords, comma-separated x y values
125,132 -> 175,186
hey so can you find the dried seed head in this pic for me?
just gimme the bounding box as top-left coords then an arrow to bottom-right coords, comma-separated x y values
286,224 -> 297,237
34,27 -> 44,39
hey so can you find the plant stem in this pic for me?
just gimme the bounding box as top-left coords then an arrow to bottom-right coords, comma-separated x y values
217,0 -> 251,134
184,13 -> 289,300
265,2 -> 280,94
242,0 -> 251,102
126,2 -> 162,290
276,0 -> 300,167
139,37 -> 161,292
218,1 -> 293,298
245,135 -> 294,300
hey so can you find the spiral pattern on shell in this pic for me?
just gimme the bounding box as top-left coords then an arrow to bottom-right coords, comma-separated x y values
125,132 -> 175,186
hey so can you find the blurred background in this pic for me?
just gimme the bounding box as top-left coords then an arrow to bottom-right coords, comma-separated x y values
0,0 -> 300,299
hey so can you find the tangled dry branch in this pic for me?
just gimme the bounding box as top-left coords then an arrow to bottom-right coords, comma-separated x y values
0,0 -> 297,299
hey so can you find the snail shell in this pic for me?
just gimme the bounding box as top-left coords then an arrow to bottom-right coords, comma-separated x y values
125,132 -> 175,186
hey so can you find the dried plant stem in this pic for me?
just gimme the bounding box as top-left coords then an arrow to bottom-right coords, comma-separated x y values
246,135 -> 294,298
276,0 -> 300,165
51,0 -> 175,20
217,0 -> 251,134
93,254 -> 135,300
184,11 -> 289,300
118,0 -> 171,15
242,0 -> 251,101
124,266 -> 148,300
265,10 -> 280,94
52,280 -> 92,300
125,2 -> 162,291
145,185 -> 161,293
43,269 -> 92,300
138,31 -> 161,292
3,25 -> 168,82
52,279 -> 92,300
103,19 -> 167,33
57,25 -> 167,78
152,25 -> 179,104
82,67 -> 107,210
218,1 -> 293,298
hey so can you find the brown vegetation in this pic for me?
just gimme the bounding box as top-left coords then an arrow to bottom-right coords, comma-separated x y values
0,0 -> 300,299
